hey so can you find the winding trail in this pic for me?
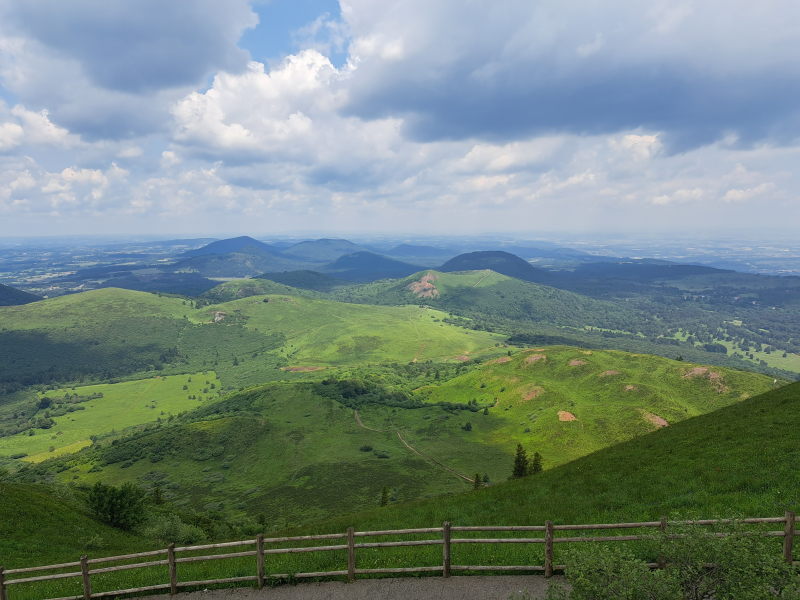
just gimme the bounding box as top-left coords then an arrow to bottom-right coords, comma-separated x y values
353,410 -> 475,484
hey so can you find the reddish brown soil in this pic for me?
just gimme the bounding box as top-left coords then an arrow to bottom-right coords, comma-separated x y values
525,354 -> 547,364
599,370 -> 621,377
407,272 -> 440,298
281,366 -> 326,372
488,356 -> 512,365
624,385 -> 637,391
522,386 -> 544,401
641,411 -> 669,428
558,410 -> 577,422
682,366 -> 728,392
568,359 -> 587,366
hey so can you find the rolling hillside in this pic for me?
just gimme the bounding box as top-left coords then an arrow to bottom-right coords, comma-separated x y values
440,250 -> 553,283
24,348 -> 777,529
0,283 -> 39,306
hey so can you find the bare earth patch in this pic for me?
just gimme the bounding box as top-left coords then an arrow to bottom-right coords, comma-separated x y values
558,410 -> 577,422
212,311 -> 226,323
454,355 -> 471,362
599,370 -> 621,377
488,356 -> 512,364
641,411 -> 669,428
580,350 -> 593,355
568,359 -> 587,366
407,272 -> 440,298
522,386 -> 545,401
281,366 -> 326,372
525,354 -> 547,364
624,385 -> 637,392
682,366 -> 729,393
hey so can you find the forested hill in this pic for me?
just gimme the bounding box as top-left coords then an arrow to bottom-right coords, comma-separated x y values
0,283 -> 39,306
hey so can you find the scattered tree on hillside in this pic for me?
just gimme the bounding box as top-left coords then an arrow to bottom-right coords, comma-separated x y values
529,451 -> 543,475
512,443 -> 529,478
462,421 -> 472,431
87,482 -> 146,530
474,473 -> 482,489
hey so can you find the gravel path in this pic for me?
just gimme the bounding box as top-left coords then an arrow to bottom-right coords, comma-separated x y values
149,575 -> 566,600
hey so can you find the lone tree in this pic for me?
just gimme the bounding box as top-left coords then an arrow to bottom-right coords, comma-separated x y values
511,443 -> 529,478
87,482 -> 146,530
529,451 -> 543,475
473,473 -> 482,489
380,486 -> 389,507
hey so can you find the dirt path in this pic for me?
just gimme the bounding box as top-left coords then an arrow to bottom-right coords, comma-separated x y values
353,411 -> 475,484
149,575 -> 564,600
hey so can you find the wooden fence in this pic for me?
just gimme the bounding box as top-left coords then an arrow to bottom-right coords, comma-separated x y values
0,512 -> 795,600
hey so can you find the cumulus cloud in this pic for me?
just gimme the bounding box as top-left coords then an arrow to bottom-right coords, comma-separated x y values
340,0 -> 800,149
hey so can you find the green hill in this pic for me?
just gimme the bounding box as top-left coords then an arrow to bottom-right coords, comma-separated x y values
440,250 -> 553,283
30,348 -> 776,529
0,483 -> 149,567
0,283 -> 39,306
321,252 -> 422,282
256,270 -> 347,292
281,238 -> 367,261
323,381 -> 800,531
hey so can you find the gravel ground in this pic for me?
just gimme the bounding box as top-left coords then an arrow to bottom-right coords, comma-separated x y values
148,575 -> 567,600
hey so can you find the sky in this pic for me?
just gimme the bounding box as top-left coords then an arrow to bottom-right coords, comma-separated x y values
0,0 -> 798,237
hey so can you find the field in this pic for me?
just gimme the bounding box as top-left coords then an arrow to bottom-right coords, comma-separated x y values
0,373 -> 219,461
3,382 -> 797,599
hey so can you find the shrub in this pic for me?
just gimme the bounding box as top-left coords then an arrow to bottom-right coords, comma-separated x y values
87,482 -> 147,530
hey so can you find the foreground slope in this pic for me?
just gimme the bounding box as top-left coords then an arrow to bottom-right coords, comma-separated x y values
326,381 -> 800,531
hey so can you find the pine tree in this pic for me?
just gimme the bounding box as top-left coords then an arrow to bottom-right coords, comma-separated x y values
529,451 -> 543,475
380,486 -> 389,507
473,473 -> 482,489
511,443 -> 529,478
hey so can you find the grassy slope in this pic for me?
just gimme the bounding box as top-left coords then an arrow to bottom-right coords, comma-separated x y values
0,373 -> 220,461
202,294 -> 503,366
403,346 -> 777,473
0,483 -> 149,567
326,381 -> 800,531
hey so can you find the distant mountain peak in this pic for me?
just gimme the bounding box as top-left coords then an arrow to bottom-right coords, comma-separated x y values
439,250 -> 552,283
185,236 -> 279,257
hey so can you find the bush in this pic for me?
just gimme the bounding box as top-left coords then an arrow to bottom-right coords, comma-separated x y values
87,482 -> 147,530
140,513 -> 207,545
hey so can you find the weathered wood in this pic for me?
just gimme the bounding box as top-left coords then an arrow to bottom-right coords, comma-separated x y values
555,534 -> 646,543
554,521 -> 661,531
262,533 -> 347,543
544,521 -> 554,578
86,550 -> 165,564
167,544 -> 177,596
88,559 -> 169,574
452,525 -> 546,532
80,556 -> 92,600
256,534 -> 265,589
174,550 -> 257,564
5,560 -> 82,574
355,566 -> 443,575
443,521 -> 451,578
173,540 -> 255,552
657,515 -> 668,569
90,583 -> 171,598
0,567 -> 6,600
785,511 -> 796,564
451,565 -> 547,572
176,576 -> 258,587
451,538 -> 545,544
262,544 -> 348,555
347,527 -> 356,583
354,540 -> 443,549
355,527 -> 443,537
5,571 -> 82,585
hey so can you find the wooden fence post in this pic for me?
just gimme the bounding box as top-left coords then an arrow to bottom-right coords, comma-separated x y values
544,521 -> 554,577
442,522 -> 451,578
657,515 -> 668,569
257,534 -> 266,589
347,527 -> 356,582
80,555 -> 92,600
168,543 -> 177,596
785,511 -> 796,565
0,566 -> 7,600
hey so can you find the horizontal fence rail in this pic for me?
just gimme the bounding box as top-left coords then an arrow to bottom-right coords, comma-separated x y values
0,511 -> 795,600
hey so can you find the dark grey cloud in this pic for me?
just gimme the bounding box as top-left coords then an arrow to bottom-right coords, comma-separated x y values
6,0 -> 257,93
341,0 -> 800,150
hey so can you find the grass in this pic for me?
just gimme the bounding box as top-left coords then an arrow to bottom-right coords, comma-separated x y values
4,382 -> 798,599
0,373 -> 219,461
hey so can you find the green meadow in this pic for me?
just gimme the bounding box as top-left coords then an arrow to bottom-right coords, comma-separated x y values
0,373 -> 219,462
